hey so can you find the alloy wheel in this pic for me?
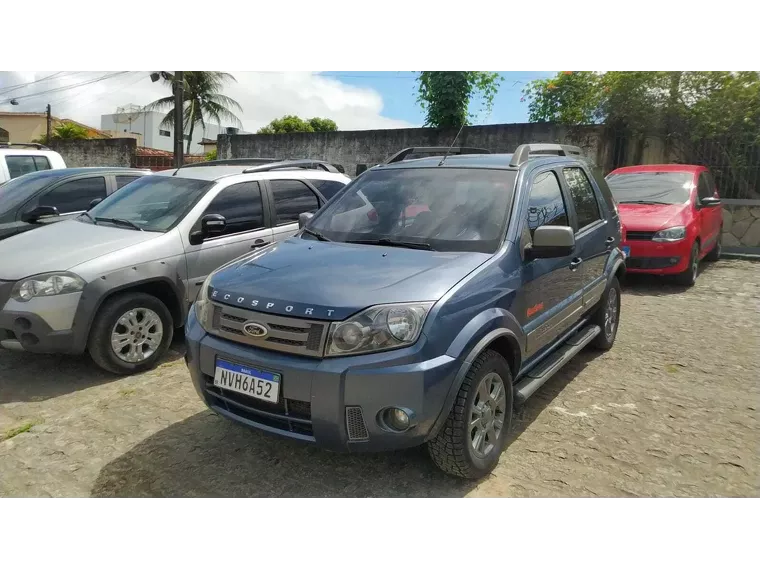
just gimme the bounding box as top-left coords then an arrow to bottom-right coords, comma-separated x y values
110,308 -> 164,363
468,372 -> 507,458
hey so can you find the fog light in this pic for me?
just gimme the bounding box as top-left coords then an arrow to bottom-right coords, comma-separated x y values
383,407 -> 410,432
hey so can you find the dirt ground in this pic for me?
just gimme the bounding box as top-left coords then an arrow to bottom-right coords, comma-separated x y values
1,259 -> 758,497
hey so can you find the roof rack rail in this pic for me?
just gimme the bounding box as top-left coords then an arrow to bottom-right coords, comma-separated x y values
385,146 -> 490,165
509,143 -> 583,167
180,158 -> 279,169
0,142 -> 50,150
241,159 -> 340,174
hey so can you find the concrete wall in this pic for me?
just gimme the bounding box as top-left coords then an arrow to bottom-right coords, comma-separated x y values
50,138 -> 136,168
217,123 -> 607,176
721,199 -> 760,255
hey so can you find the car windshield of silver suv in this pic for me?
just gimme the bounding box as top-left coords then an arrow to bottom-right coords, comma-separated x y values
303,168 -> 517,253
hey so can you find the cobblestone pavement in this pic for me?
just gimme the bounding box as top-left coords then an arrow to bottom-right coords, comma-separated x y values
1,260 -> 758,497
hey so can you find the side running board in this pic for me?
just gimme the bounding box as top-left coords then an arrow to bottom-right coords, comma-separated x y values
513,324 -> 601,405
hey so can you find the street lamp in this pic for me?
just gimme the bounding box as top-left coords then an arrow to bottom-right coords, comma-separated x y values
10,99 -> 51,146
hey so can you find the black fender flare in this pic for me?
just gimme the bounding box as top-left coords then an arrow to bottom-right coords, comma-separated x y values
69,261 -> 186,352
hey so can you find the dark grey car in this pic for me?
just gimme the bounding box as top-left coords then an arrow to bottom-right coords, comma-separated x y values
0,167 -> 151,241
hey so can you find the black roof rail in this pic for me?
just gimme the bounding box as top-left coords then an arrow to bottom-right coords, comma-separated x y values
509,143 -> 583,168
180,158 -> 279,169
0,142 -> 50,150
241,159 -> 340,174
385,146 -> 490,165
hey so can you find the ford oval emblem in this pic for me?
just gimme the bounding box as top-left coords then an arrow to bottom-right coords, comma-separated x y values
242,322 -> 269,338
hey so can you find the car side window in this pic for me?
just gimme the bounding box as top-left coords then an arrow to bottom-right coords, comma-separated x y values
116,175 -> 141,189
697,173 -> 712,200
526,171 -> 568,237
563,167 -> 601,230
38,176 -> 107,214
201,181 -> 264,237
308,179 -> 347,200
5,155 -> 51,179
270,180 -> 320,225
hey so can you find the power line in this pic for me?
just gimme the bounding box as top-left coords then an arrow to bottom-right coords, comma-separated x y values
0,71 -> 67,96
0,71 -> 131,105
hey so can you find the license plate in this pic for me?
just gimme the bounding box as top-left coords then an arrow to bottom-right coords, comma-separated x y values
214,360 -> 280,403
621,245 -> 630,258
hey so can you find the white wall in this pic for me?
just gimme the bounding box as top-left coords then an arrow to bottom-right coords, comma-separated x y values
101,110 -> 245,154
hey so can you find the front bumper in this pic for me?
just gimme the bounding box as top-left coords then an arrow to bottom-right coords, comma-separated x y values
622,238 -> 691,275
184,308 -> 460,453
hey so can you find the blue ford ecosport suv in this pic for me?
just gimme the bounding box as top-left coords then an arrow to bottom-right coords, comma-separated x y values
185,144 -> 625,479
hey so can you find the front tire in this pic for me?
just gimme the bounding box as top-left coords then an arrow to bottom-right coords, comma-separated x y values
427,350 -> 514,479
676,242 -> 700,287
705,232 -> 721,262
590,276 -> 621,350
88,292 -> 174,375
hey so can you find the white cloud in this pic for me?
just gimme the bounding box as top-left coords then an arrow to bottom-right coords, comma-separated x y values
0,71 -> 415,134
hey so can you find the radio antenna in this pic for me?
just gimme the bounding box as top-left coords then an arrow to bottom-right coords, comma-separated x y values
438,122 -> 466,166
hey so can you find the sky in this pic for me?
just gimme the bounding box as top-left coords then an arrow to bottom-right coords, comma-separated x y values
0,71 -> 556,135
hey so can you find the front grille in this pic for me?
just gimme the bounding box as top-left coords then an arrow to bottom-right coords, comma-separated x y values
626,256 -> 680,269
626,231 -> 656,241
204,375 -> 314,437
210,303 -> 328,357
345,406 -> 369,441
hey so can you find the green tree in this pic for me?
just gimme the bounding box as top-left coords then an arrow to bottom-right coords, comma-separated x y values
205,148 -> 217,161
33,122 -> 90,143
257,115 -> 338,134
416,71 -> 502,128
146,72 -> 243,154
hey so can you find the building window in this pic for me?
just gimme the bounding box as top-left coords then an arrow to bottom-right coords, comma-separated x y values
159,130 -> 170,137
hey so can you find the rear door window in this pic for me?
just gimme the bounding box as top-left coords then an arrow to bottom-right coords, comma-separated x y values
5,155 -> 52,179
38,176 -> 107,214
270,180 -> 320,224
563,167 -> 602,230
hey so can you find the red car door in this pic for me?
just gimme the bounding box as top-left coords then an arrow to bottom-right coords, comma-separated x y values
695,170 -> 720,253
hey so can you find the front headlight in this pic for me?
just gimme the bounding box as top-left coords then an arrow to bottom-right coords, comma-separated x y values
325,302 -> 433,357
194,273 -> 214,332
11,272 -> 85,302
652,226 -> 686,242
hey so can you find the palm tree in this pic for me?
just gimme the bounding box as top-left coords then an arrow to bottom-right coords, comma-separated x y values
146,72 -> 243,154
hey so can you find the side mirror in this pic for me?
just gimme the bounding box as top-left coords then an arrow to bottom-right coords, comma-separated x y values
21,205 -> 60,223
88,198 -> 103,210
700,196 -> 721,208
202,213 -> 227,235
299,211 -> 314,229
526,226 -> 575,260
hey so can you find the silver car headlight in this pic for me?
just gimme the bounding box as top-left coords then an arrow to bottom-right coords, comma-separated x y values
11,272 -> 86,302
325,302 -> 433,357
194,273 -> 214,332
652,226 -> 686,242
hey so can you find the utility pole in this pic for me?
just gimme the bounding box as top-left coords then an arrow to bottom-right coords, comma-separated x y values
46,104 -> 51,146
173,71 -> 184,168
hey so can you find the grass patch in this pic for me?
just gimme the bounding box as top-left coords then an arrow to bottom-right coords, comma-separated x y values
2,420 -> 41,441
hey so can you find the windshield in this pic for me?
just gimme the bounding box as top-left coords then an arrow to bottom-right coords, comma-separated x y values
0,172 -> 52,215
306,168 -> 517,253
606,172 -> 693,205
84,175 -> 212,232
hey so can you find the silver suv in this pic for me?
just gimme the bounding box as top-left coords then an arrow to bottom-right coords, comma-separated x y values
0,159 -> 350,374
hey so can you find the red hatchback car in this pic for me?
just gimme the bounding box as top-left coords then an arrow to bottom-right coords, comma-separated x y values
605,164 -> 723,286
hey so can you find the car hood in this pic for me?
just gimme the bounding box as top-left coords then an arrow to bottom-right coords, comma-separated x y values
0,219 -> 160,280
208,237 -> 491,320
618,203 -> 691,231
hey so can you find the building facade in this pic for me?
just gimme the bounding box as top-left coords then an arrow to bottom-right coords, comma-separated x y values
0,112 -> 108,144
101,109 -> 244,155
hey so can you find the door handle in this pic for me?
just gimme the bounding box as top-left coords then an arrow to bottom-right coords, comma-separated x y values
569,257 -> 582,271
251,239 -> 271,249
605,236 -> 615,249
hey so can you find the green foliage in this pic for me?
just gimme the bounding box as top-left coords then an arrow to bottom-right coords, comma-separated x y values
205,148 -> 217,161
257,115 -> 338,135
416,71 -> 502,128
146,72 -> 243,154
33,122 -> 90,144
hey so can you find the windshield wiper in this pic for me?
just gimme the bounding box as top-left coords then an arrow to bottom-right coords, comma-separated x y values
302,227 -> 331,242
347,238 -> 435,251
95,217 -> 143,231
79,212 -> 97,224
618,200 -> 672,205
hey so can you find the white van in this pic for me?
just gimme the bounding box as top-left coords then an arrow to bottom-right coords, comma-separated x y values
0,144 -> 67,185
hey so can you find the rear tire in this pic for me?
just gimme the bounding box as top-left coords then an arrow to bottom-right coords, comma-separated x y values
590,276 -> 621,350
676,242 -> 700,287
427,350 -> 514,479
88,292 -> 174,375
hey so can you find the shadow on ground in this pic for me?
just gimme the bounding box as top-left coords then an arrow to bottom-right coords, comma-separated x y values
621,261 -> 717,297
0,335 -> 186,404
90,348 -> 599,498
